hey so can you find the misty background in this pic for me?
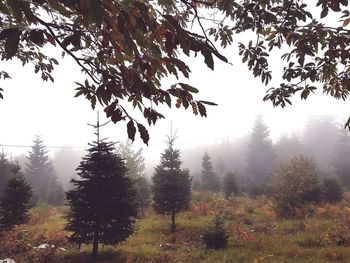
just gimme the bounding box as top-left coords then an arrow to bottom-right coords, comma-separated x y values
1,27 -> 350,188
1,114 -> 349,191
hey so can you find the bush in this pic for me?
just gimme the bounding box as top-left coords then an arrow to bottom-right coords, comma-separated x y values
321,178 -> 343,203
247,184 -> 266,197
269,156 -> 320,218
223,172 -> 239,198
202,217 -> 228,249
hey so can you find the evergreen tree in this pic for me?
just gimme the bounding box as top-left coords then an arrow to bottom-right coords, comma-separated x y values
25,136 -> 64,205
65,140 -> 137,261
321,178 -> 343,203
0,152 -> 12,196
25,135 -> 64,204
135,177 -> 151,217
275,133 -> 304,163
223,172 -> 239,198
246,116 -> 276,193
0,164 -> 32,230
152,133 -> 192,231
201,152 -> 221,192
332,127 -> 350,186
117,141 -> 150,216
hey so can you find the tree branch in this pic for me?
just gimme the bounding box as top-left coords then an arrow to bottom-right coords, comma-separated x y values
34,15 -> 101,85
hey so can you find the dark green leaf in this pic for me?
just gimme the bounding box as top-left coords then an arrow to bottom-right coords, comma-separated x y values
197,102 -> 207,117
7,0 -> 22,22
87,0 -> 105,25
199,100 -> 218,106
137,123 -> 149,145
201,48 -> 214,70
29,30 -> 45,46
127,120 -> 136,142
5,28 -> 21,59
179,83 -> 199,93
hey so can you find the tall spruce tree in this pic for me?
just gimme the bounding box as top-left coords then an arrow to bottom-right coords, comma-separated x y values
152,132 -> 192,231
0,152 -> 12,196
245,116 -> 276,193
201,152 -> 221,192
65,119 -> 137,261
0,164 -> 32,230
25,135 -> 64,204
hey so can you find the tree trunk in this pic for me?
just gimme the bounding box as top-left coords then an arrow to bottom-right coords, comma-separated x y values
171,211 -> 176,232
91,238 -> 99,262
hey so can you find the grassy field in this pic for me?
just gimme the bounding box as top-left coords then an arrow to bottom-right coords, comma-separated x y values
1,193 -> 350,262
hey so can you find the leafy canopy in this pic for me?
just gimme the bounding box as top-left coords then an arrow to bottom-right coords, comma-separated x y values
2,0 -> 350,142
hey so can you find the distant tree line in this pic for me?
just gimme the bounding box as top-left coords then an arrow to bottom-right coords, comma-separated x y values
186,115 -> 350,198
1,114 -> 350,258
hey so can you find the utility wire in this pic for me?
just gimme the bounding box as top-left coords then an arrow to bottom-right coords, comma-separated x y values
0,144 -> 86,149
0,137 -> 230,150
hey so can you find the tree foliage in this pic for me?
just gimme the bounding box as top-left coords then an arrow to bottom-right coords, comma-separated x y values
117,141 -> 150,216
246,116 -> 275,190
3,1 -> 350,142
223,172 -> 239,198
321,177 -> 344,203
269,156 -> 320,218
201,152 -> 221,192
202,216 -> 228,250
25,135 -> 64,205
65,140 -> 137,260
152,134 -> 191,231
275,133 -> 304,163
0,152 -> 12,196
0,164 -> 32,231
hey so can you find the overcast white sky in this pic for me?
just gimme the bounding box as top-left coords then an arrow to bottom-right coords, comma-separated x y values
0,19 -> 350,170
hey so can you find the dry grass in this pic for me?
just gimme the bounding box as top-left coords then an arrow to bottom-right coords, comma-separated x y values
2,193 -> 350,262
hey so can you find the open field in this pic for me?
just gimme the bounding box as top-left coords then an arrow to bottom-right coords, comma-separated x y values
2,194 -> 350,262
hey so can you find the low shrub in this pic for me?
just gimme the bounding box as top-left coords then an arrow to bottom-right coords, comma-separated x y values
202,217 -> 228,250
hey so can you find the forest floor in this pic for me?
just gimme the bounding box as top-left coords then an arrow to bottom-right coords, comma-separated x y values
2,193 -> 350,262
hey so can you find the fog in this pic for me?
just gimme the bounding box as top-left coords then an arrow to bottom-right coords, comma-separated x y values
1,32 -> 350,185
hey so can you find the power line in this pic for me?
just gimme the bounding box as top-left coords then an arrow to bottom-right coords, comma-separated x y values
0,144 -> 86,149
0,137 -> 231,150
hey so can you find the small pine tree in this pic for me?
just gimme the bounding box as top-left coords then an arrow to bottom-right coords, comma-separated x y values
65,140 -> 137,261
0,164 -> 32,230
201,152 -> 221,192
202,216 -> 228,249
152,132 -> 192,231
223,172 -> 239,198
